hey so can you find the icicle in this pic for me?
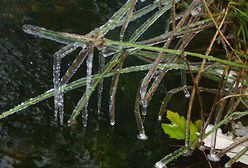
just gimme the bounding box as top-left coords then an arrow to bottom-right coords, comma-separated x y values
135,87 -> 148,140
140,83 -> 149,116
82,48 -> 94,127
53,51 -> 62,123
141,102 -> 148,116
53,44 -> 78,124
58,85 -> 65,125
97,52 -> 105,114
207,129 -> 220,162
109,77 -> 118,126
109,87 -> 116,126
180,69 -> 190,98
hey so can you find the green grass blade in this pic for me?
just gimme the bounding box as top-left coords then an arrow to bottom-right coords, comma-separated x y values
0,63 -> 194,120
1,62 -> 241,120
99,0 -> 132,35
129,0 -> 180,42
23,25 -> 248,69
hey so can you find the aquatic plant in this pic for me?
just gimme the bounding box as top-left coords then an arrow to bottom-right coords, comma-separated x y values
1,0 -> 247,167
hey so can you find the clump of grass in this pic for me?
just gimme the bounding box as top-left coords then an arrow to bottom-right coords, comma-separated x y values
1,0 -> 247,167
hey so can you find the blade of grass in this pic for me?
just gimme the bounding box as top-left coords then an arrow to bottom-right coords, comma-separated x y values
0,62 -> 241,120
129,0 -> 180,42
98,0 -> 133,35
22,25 -> 248,69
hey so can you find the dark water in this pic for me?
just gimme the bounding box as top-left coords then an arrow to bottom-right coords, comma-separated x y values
0,1 -> 244,168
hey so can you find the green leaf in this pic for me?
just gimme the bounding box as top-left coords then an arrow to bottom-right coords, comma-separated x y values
162,123 -> 185,140
161,110 -> 202,142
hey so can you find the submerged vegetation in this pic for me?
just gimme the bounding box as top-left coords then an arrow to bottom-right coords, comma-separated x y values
1,0 -> 247,167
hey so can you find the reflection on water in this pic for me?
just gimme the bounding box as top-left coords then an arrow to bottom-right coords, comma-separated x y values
0,1 -> 225,168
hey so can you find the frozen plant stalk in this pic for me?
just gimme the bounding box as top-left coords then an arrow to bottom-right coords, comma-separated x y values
53,51 -> 63,124
97,52 -> 106,114
82,48 -> 94,126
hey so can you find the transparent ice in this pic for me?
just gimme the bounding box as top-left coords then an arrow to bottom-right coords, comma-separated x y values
53,44 -> 77,124
82,49 -> 94,126
97,52 -> 105,114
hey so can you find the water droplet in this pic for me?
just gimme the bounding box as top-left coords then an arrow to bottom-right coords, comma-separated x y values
67,119 -> 78,128
97,110 -> 101,115
83,121 -> 87,127
154,162 -> 167,168
185,93 -> 190,98
142,107 -> 147,116
141,100 -> 148,116
110,120 -> 115,126
172,123 -> 178,128
199,145 -> 206,151
207,153 -> 220,162
158,116 -> 162,121
137,133 -> 148,140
